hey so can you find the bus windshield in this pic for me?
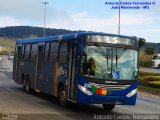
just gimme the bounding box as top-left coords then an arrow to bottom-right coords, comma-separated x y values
81,46 -> 138,80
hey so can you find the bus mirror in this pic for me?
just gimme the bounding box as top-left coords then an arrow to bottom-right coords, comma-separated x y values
139,38 -> 145,48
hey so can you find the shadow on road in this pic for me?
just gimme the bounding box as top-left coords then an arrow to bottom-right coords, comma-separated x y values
15,89 -> 121,120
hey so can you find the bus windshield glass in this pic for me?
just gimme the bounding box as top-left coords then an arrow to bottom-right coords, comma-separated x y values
81,46 -> 138,80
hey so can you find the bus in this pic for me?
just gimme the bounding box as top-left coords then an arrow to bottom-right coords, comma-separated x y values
13,32 -> 144,110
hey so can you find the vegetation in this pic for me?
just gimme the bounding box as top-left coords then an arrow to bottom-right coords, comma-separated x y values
139,71 -> 160,76
0,26 -> 81,39
138,72 -> 160,94
0,37 -> 15,54
148,81 -> 160,88
144,47 -> 155,55
0,26 -> 83,54
140,42 -> 160,53
139,53 -> 153,67
138,85 -> 160,94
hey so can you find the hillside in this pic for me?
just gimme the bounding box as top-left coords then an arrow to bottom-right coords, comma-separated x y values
141,42 -> 160,53
0,26 -> 79,38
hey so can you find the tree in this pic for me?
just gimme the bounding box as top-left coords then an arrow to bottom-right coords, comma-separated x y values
145,47 -> 155,55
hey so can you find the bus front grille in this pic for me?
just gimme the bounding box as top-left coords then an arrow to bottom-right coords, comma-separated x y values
89,82 -> 130,90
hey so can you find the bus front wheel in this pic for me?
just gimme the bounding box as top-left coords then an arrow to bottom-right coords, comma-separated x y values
102,104 -> 115,111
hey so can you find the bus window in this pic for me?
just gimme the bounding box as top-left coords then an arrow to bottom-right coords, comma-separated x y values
30,44 -> 38,61
22,44 -> 26,60
24,44 -> 31,60
59,42 -> 69,64
44,42 -> 49,61
49,42 -> 59,62
16,46 -> 22,60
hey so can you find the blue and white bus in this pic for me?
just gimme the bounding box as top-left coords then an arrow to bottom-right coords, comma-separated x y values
13,32 -> 144,110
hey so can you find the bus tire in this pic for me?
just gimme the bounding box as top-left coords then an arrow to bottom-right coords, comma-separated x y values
59,88 -> 67,107
25,78 -> 31,94
102,104 -> 115,111
22,79 -> 26,92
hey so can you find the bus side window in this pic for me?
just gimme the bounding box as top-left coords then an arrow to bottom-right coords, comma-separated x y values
49,42 -> 59,62
22,44 -> 26,60
30,44 -> 38,61
17,46 -> 22,60
24,44 -> 31,60
59,41 -> 69,64
44,42 -> 49,61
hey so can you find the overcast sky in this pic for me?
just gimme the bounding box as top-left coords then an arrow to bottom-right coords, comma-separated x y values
0,0 -> 159,43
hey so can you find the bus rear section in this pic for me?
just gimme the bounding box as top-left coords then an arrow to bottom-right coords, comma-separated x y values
13,32 -> 144,111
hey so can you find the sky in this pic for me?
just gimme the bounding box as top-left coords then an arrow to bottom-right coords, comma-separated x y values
0,0 -> 159,43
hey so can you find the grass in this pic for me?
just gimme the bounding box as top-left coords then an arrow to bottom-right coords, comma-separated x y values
149,81 -> 160,84
140,76 -> 160,79
138,85 -> 160,94
148,81 -> 160,88
138,72 -> 160,93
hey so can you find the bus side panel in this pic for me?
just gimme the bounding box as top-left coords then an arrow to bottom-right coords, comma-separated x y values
15,61 -> 23,85
19,61 -> 36,88
38,62 -> 54,95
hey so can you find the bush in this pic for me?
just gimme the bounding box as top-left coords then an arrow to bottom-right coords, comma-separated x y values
139,72 -> 160,76
138,75 -> 160,86
138,78 -> 148,86
139,61 -> 152,67
0,37 -> 15,54
148,81 -> 160,88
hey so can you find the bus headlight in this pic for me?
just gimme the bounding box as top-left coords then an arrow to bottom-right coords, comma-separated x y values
126,89 -> 137,97
78,84 -> 93,96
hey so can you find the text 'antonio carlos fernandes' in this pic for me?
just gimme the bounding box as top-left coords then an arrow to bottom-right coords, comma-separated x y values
105,1 -> 152,5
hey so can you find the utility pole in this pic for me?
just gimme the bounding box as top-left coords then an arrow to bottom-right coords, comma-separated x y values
118,0 -> 121,35
42,1 -> 48,37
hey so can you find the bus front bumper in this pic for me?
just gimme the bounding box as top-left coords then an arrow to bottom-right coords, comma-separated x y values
77,85 -> 137,105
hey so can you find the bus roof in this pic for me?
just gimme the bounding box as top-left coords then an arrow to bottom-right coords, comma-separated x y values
16,32 -> 137,44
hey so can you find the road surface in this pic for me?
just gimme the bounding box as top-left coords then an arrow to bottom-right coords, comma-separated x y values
0,55 -> 160,120
139,67 -> 160,74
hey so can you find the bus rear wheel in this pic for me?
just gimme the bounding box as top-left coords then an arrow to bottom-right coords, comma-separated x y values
23,79 -> 31,94
102,104 -> 115,111
59,88 -> 67,107
25,79 -> 31,93
22,80 -> 26,92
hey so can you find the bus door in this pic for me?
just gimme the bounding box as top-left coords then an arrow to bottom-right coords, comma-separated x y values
14,45 -> 22,83
35,44 -> 44,91
67,41 -> 77,101
57,41 -> 77,101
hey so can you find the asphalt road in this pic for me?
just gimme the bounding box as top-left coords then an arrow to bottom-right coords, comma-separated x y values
0,55 -> 160,120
